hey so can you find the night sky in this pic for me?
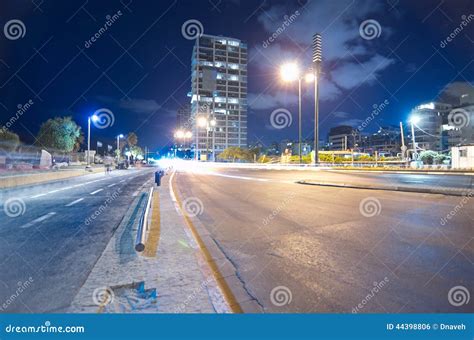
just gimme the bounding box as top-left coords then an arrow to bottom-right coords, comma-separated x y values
1,0 -> 473,153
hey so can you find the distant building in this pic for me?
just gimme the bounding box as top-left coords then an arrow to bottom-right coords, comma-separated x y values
451,144 -> 474,169
445,95 -> 474,147
409,102 -> 452,152
364,126 -> 401,156
328,126 -> 360,150
190,34 -> 248,159
280,141 -> 312,156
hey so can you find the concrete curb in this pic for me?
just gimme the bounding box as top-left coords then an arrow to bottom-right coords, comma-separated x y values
171,171 -> 263,313
0,167 -> 105,189
297,180 -> 473,197
325,169 -> 474,176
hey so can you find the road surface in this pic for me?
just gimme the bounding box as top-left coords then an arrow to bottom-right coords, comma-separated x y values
174,166 -> 473,313
0,168 -> 155,313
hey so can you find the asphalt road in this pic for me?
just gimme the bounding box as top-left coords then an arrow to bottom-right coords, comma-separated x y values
0,167 -> 155,313
174,167 -> 474,313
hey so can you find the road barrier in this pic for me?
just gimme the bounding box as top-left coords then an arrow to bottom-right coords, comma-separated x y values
135,186 -> 154,252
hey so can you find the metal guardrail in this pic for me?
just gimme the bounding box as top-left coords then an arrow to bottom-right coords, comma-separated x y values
135,186 -> 154,252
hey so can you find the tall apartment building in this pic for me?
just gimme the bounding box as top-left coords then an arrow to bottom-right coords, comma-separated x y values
190,34 -> 248,159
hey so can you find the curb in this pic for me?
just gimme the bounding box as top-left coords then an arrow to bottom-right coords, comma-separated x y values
170,170 -> 248,314
297,180 -> 473,197
325,169 -> 474,176
0,167 -> 106,189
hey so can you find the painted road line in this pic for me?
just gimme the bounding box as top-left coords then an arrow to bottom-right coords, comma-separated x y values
119,180 -> 126,183
65,198 -> 84,207
107,183 -> 117,188
90,188 -> 104,195
30,193 -> 47,199
20,212 -> 56,229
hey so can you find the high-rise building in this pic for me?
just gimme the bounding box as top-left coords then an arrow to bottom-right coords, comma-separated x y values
190,34 -> 248,159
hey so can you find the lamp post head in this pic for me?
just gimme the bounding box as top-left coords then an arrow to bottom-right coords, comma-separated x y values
91,114 -> 99,123
280,62 -> 300,82
409,115 -> 421,125
197,116 -> 208,127
118,134 -> 124,138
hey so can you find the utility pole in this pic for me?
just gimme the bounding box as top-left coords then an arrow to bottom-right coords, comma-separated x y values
298,77 -> 302,164
312,33 -> 322,165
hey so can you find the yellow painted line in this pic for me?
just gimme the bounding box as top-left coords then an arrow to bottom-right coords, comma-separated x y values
144,191 -> 161,258
170,172 -> 243,313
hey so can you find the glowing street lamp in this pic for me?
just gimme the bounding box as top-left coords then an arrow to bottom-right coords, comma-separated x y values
409,115 -> 421,160
280,62 -> 314,164
86,114 -> 100,168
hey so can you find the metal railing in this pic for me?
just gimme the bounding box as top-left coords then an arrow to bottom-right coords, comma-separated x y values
135,186 -> 154,252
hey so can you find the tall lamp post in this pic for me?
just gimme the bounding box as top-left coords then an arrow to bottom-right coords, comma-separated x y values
116,134 -> 124,162
87,114 -> 99,169
280,63 -> 314,164
409,115 -> 420,160
312,33 -> 322,165
197,116 -> 216,161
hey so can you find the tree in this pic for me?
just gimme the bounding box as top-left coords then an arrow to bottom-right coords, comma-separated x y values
36,117 -> 82,153
0,129 -> 20,152
130,145 -> 143,158
218,147 -> 245,162
127,132 -> 138,147
419,150 -> 439,165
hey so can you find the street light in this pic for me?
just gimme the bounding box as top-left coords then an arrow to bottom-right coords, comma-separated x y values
174,130 -> 192,158
409,115 -> 420,160
86,114 -> 99,168
280,62 -> 314,164
116,134 -> 124,162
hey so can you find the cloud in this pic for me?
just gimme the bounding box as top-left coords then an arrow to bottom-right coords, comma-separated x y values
250,0 -> 395,105
339,118 -> 363,127
333,111 -> 350,118
118,99 -> 161,114
438,81 -> 474,104
248,91 -> 298,110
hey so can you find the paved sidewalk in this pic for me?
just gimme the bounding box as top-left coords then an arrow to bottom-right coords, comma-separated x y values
69,174 -> 222,313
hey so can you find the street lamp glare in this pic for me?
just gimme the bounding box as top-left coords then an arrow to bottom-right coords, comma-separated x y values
91,114 -> 99,122
305,73 -> 315,83
118,134 -> 124,138
185,131 -> 192,138
280,62 -> 300,82
210,119 -> 217,126
197,116 -> 208,127
175,130 -> 185,139
409,115 -> 421,124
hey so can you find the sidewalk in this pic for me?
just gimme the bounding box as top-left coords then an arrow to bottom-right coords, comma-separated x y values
69,172 -> 230,313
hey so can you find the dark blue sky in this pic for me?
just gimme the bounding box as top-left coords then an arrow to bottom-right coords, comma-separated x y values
1,0 -> 473,152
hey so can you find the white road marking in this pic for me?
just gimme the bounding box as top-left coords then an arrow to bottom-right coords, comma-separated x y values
30,193 -> 47,199
119,180 -> 126,183
65,198 -> 84,207
107,183 -> 117,187
20,212 -> 56,229
90,189 -> 103,195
